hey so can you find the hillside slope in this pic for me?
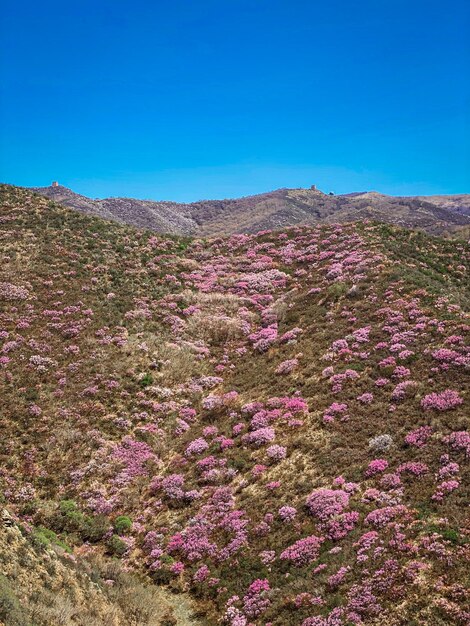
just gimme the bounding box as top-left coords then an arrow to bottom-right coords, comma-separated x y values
0,508 -> 197,626
419,194 -> 470,217
1,184 -> 469,625
31,184 -> 470,237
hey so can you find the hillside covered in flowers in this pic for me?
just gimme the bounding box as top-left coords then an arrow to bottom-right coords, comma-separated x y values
0,184 -> 468,626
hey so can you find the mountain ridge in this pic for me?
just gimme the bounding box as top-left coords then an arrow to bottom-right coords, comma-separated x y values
29,183 -> 470,237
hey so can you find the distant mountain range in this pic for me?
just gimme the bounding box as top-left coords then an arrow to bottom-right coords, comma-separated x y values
30,184 -> 470,237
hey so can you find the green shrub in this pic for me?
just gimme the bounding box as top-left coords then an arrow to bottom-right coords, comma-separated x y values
30,530 -> 50,551
139,373 -> 153,388
32,526 -> 72,553
113,515 -> 132,535
53,500 -> 108,543
326,282 -> 348,300
427,525 -> 462,545
107,534 -> 127,557
59,499 -> 78,515
81,515 -> 109,543
439,528 -> 460,544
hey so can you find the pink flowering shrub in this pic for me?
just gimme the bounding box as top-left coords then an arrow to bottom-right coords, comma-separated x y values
275,358 -> 298,374
397,461 -> 428,476
249,325 -> 278,352
266,444 -> 287,461
280,535 -> 324,566
437,454 -> 459,479
0,282 -> 30,300
323,402 -> 348,423
391,380 -> 417,400
432,479 -> 460,501
112,437 -> 155,485
445,431 -> 470,458
242,579 -> 271,618
185,437 -> 209,456
365,505 -> 408,527
306,488 -> 349,520
421,389 -> 463,411
279,327 -> 303,343
193,564 -> 210,583
278,505 -> 297,522
328,566 -> 350,588
404,425 -> 432,448
325,511 -> 360,540
242,427 -> 275,447
305,488 -> 358,539
365,459 -> 389,476
161,474 -> 185,499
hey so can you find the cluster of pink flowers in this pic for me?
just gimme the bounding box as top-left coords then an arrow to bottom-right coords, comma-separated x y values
306,488 -> 358,540
275,358 -> 298,374
326,511 -> 360,541
185,437 -> 209,456
421,389 -> 463,411
248,324 -> 278,352
242,578 -> 271,618
391,380 -> 417,400
306,488 -> 350,520
0,281 -> 30,300
193,564 -> 210,583
445,431 -> 470,458
328,566 -> 350,589
112,437 -> 155,485
323,402 -> 348,423
266,444 -> 287,461
432,479 -> 460,501
242,426 -> 275,447
404,425 -> 432,448
397,461 -> 428,476
437,454 -> 459,479
278,505 -> 297,522
279,327 -> 303,343
365,459 -> 389,476
328,369 -> 360,393
357,392 -> 373,404
365,505 -> 408,527
432,347 -> 469,368
280,535 -> 324,567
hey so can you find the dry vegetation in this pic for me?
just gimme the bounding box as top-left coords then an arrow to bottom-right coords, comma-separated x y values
0,184 -> 469,625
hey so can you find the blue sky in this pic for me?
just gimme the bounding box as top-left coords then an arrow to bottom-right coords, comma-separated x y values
1,0 -> 469,201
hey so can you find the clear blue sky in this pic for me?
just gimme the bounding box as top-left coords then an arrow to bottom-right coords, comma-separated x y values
1,0 -> 469,201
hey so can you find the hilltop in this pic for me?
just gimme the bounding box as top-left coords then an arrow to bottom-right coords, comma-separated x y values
31,183 -> 470,238
0,184 -> 469,626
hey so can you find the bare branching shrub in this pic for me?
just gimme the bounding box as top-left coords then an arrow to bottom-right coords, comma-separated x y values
368,434 -> 394,453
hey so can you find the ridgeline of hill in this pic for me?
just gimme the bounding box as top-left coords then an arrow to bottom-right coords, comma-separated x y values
0,184 -> 469,626
31,183 -> 470,238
